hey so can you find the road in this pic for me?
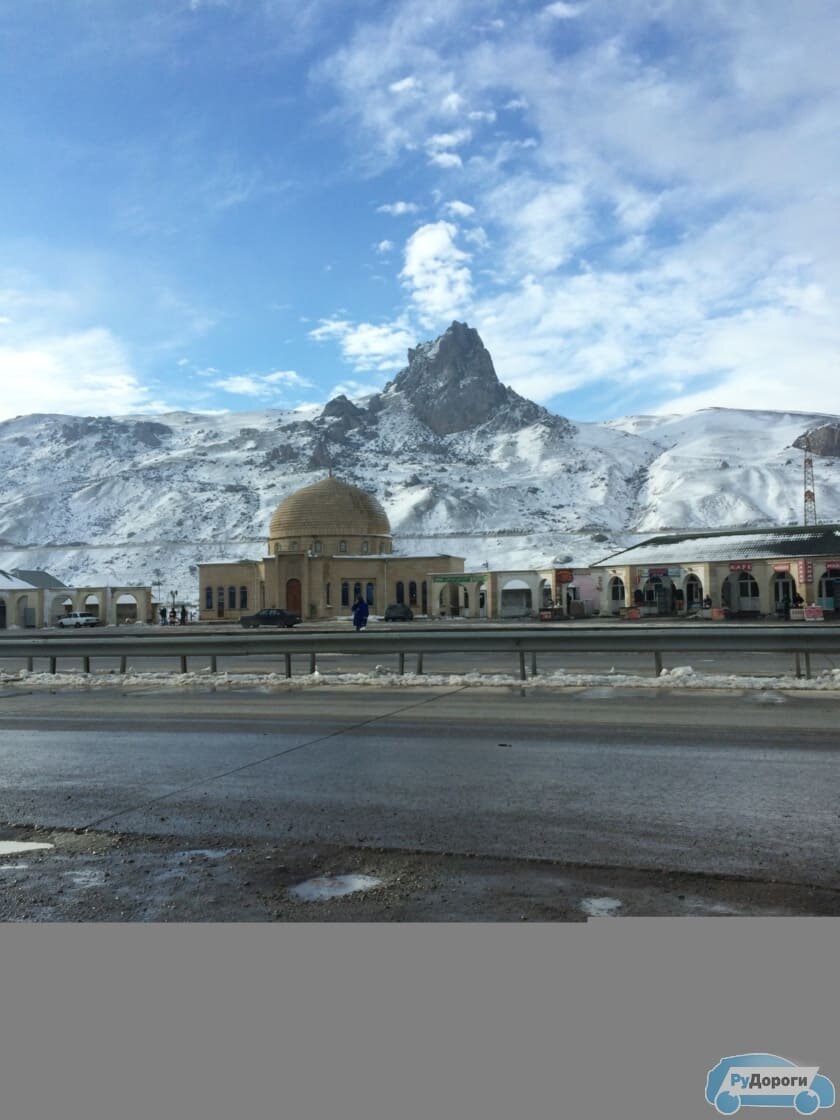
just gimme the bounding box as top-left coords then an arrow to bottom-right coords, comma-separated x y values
1,685 -> 838,920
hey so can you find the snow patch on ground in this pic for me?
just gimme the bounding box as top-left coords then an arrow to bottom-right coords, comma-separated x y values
2,666 -> 840,692
288,874 -> 383,901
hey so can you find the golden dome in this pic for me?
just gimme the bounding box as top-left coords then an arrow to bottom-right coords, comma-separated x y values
268,477 -> 391,540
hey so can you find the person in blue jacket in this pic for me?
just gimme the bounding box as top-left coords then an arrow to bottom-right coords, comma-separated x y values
352,596 -> 369,631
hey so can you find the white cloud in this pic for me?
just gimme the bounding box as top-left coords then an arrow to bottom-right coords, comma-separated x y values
544,2 -> 582,18
309,318 -> 414,371
389,75 -> 419,93
427,129 -> 471,150
441,92 -> 465,114
468,109 -> 497,122
443,200 -> 475,218
428,151 -> 463,168
401,221 -> 472,325
375,239 -> 395,253
213,368 -> 309,397
376,201 -> 419,216
0,328 -> 155,421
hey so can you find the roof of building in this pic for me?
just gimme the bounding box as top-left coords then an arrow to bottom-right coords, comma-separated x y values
593,524 -> 840,567
269,476 -> 391,541
10,568 -> 67,588
0,569 -> 39,591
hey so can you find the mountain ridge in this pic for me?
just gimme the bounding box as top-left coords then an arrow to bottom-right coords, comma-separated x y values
0,322 -> 838,594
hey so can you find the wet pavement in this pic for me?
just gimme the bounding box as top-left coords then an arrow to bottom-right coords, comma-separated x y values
1,688 -> 839,920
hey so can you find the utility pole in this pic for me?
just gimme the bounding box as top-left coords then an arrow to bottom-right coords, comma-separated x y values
804,437 -> 817,526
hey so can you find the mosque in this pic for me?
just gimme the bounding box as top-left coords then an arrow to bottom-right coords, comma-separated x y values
197,476 -> 470,622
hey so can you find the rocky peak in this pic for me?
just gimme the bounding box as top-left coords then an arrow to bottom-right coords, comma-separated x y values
385,321 -> 517,436
794,422 -> 840,458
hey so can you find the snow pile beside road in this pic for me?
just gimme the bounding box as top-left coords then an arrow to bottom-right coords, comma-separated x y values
2,666 -> 840,692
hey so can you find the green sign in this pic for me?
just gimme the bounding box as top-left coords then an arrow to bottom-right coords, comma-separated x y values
431,573 -> 484,583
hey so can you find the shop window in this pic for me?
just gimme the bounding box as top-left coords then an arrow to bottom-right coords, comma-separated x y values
739,573 -> 760,598
409,581 -> 417,605
228,586 -> 236,609
239,586 -> 248,609
609,577 -> 625,603
341,582 -> 349,606
366,582 -> 375,606
396,581 -> 405,604
353,582 -> 362,603
217,587 -> 225,611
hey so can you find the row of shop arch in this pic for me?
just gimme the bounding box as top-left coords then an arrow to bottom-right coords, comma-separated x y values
605,569 -> 840,615
0,591 -> 146,629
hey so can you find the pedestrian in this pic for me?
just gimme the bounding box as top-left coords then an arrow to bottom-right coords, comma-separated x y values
180,605 -> 187,626
352,596 -> 369,631
160,606 -> 167,625
169,607 -> 177,625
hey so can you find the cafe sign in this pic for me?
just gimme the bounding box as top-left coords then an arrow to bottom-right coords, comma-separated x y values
729,562 -> 752,572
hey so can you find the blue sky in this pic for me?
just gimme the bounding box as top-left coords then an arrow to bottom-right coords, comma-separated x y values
1,0 -> 838,422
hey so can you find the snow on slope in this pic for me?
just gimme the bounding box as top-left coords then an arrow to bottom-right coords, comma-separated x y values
1,321 -> 838,597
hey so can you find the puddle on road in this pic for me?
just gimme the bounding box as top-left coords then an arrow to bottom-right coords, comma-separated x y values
289,874 -> 383,902
66,868 -> 106,889
580,896 -> 623,917
0,841 -> 54,857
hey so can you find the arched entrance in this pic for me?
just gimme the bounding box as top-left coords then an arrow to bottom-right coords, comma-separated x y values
286,578 -> 302,616
771,571 -> 797,615
684,574 -> 703,612
608,576 -> 625,615
642,575 -> 674,614
721,572 -> 760,614
116,593 -> 138,624
500,579 -> 532,618
84,593 -> 102,620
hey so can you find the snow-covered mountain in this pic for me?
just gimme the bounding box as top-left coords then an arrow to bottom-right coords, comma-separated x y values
1,321 -> 838,597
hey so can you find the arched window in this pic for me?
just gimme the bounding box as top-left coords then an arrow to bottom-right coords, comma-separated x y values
463,591 -> 470,608
409,581 -> 417,605
609,576 -> 625,604
228,586 -> 236,609
740,573 -> 760,598
396,581 -> 405,604
325,582 -> 331,606
422,580 -> 428,613
239,586 -> 248,609
205,586 -> 213,609
353,582 -> 362,603
339,540 -> 347,553
366,582 -> 375,606
361,540 -> 369,554
314,540 -> 322,554
290,540 -> 299,551
341,581 -> 350,606
217,587 -> 225,613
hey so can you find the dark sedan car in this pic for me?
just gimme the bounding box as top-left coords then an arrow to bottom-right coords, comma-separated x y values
240,609 -> 300,629
384,603 -> 414,621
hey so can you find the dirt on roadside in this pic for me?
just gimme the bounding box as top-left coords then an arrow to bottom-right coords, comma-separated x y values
1,824 -> 839,922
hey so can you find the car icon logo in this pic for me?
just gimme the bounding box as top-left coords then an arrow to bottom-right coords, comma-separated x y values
706,1054 -> 835,1115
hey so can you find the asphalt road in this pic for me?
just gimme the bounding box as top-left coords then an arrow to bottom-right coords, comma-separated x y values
0,687 -> 838,920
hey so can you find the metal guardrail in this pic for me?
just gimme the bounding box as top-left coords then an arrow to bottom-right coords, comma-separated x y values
0,625 -> 837,679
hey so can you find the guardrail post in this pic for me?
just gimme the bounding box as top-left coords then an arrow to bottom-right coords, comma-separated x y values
530,652 -> 538,677
804,652 -> 812,680
49,656 -> 57,675
120,656 -> 127,674
653,652 -> 663,676
209,655 -> 217,674
794,653 -> 802,679
518,651 -> 526,681
415,653 -> 424,675
284,653 -> 292,679
26,657 -> 33,672
309,653 -> 317,674
398,652 -> 405,676
180,655 -> 188,674
82,655 -> 91,674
